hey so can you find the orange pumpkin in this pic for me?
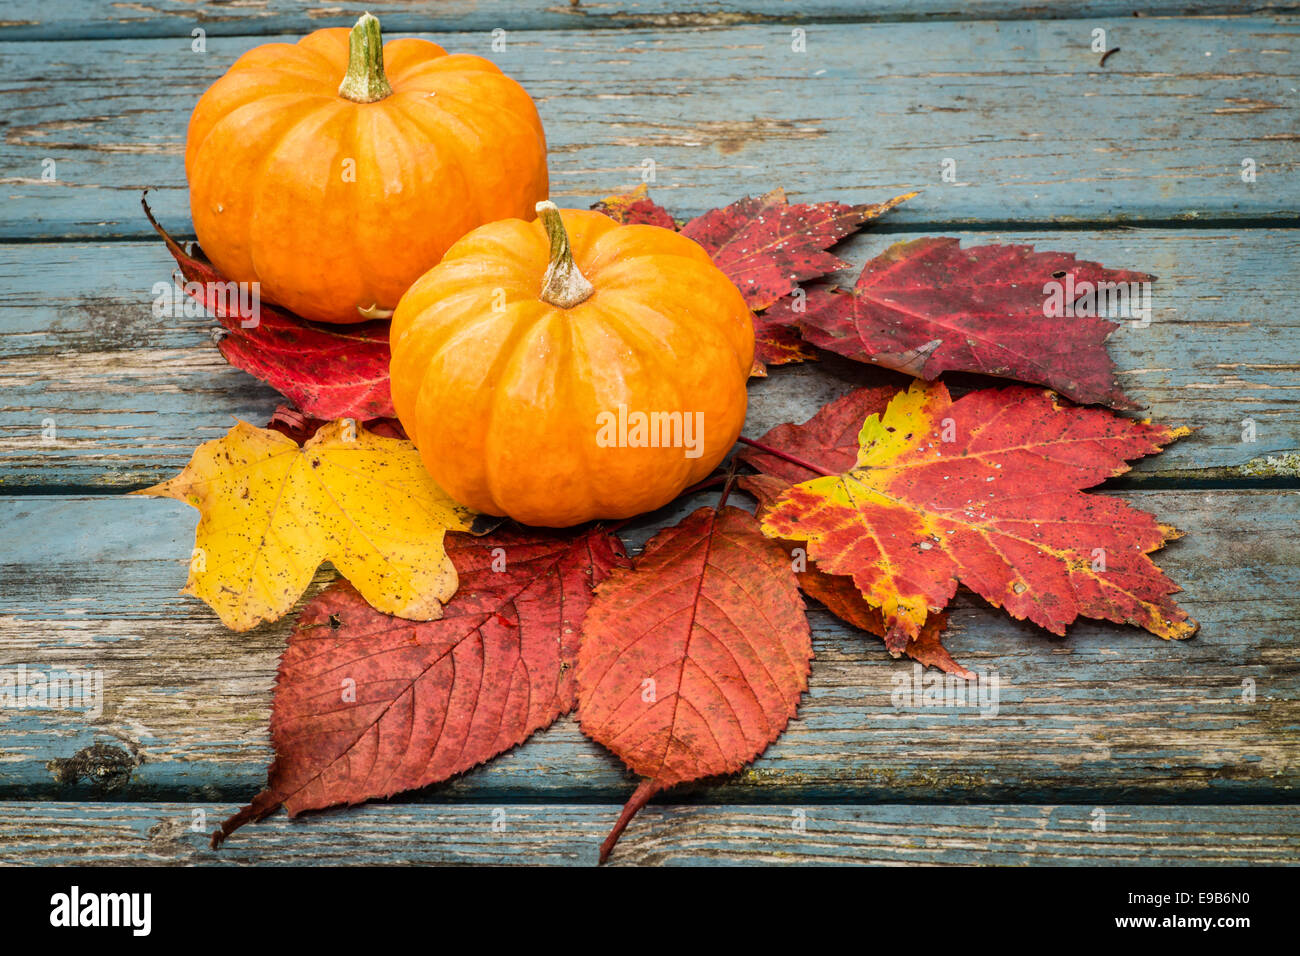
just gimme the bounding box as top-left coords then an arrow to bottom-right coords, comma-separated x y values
185,14 -> 548,324
390,203 -> 756,527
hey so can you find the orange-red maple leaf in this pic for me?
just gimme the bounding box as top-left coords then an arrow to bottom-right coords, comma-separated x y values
577,506 -> 811,863
739,387 -> 970,675
761,381 -> 1197,651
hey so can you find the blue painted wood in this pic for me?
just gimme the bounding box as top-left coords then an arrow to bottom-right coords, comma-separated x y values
1,229 -> 1296,490
2,802 -> 1295,865
1,2 -> 1297,865
2,2 -> 1294,41
0,19 -> 1296,239
0,489 -> 1294,803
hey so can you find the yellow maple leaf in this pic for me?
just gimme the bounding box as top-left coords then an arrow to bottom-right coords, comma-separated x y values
134,420 -> 481,631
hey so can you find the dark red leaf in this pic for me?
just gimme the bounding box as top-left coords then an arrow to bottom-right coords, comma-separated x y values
265,404 -> 406,445
738,385 -> 900,486
796,237 -> 1149,408
750,288 -> 823,374
680,189 -> 914,311
590,184 -> 677,228
143,194 -> 395,420
211,525 -> 630,848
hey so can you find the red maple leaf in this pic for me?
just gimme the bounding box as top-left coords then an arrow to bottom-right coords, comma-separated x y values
749,288 -> 822,374
738,387 -> 971,675
144,195 -> 394,420
680,188 -> 915,311
761,381 -> 1197,650
577,505 -> 811,863
796,237 -> 1149,408
211,525 -> 629,848
590,184 -> 677,228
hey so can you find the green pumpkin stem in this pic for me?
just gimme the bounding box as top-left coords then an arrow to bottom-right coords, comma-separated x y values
537,201 -> 595,308
338,13 -> 393,104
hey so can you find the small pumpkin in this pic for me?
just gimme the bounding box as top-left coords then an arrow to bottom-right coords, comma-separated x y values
186,14 -> 548,324
390,203 -> 755,527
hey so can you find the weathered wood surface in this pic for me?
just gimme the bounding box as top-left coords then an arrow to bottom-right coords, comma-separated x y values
2,18 -> 1297,239
2,803 -> 1295,865
3,2 -> 1295,40
1,2 -> 1296,865
2,228 -> 1297,491
0,489 -> 1295,803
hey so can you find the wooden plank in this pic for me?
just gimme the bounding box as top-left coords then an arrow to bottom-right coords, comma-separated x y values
3,2 -> 1294,41
0,489 -> 1295,803
1,802 -> 1295,865
2,229 -> 1296,490
1,18 -> 1296,238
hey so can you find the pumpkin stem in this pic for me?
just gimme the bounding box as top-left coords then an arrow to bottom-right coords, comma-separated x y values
536,201 -> 595,308
338,13 -> 393,104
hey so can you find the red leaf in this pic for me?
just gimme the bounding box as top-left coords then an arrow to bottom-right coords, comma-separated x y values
797,237 -> 1149,408
590,184 -> 677,228
737,392 -> 970,675
211,525 -> 630,848
680,189 -> 914,311
577,506 -> 811,862
143,195 -> 395,420
739,385 -> 900,486
750,289 -> 822,374
797,571 -> 970,678
265,404 -> 406,445
761,381 -> 1197,648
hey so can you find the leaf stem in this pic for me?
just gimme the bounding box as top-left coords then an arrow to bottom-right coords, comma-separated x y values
337,13 -> 393,104
736,435 -> 836,477
600,779 -> 660,864
536,201 -> 595,308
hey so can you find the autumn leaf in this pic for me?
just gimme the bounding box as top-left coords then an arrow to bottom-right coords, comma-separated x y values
577,506 -> 811,863
749,288 -> 822,375
796,237 -> 1149,408
265,403 -> 405,445
798,573 -> 969,678
739,385 -> 900,486
738,387 -> 969,675
212,526 -> 629,847
761,380 -> 1197,651
679,188 -> 915,311
144,195 -> 395,420
590,184 -> 677,229
134,420 -> 482,631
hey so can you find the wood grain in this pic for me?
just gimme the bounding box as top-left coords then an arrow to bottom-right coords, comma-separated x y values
1,802 -> 1295,865
2,229 -> 1296,490
1,19 -> 1296,238
3,2 -> 1294,40
0,489 -> 1294,803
